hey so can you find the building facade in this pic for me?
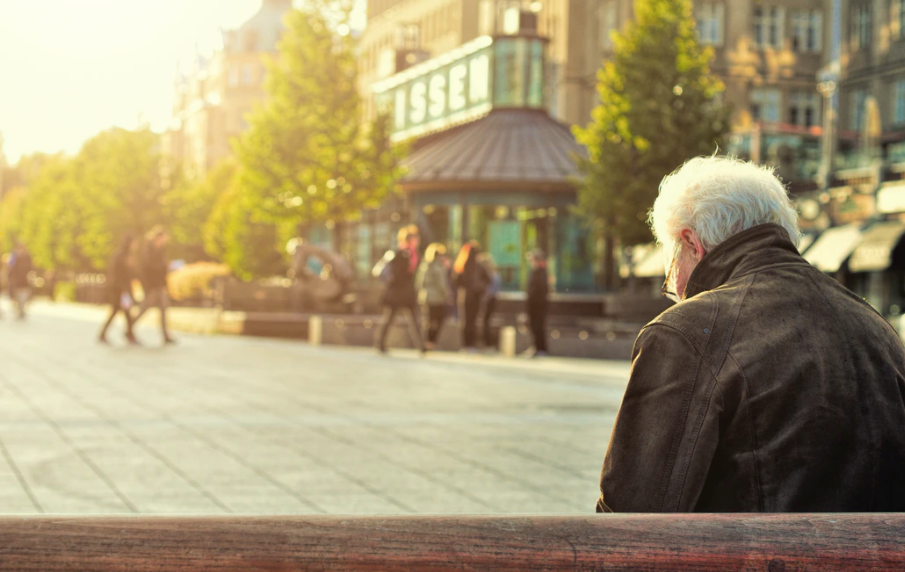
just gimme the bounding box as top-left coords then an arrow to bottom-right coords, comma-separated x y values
163,0 -> 293,178
354,0 -> 839,294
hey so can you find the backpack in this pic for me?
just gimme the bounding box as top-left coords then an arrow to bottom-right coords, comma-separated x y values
372,250 -> 395,283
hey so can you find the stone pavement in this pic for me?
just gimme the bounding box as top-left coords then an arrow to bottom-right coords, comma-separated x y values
0,300 -> 631,515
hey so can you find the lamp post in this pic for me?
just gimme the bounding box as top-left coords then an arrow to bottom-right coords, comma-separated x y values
815,0 -> 842,224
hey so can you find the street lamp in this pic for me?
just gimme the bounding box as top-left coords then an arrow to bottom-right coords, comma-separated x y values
816,75 -> 837,194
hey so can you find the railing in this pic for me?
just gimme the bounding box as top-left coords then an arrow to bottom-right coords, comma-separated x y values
0,514 -> 902,571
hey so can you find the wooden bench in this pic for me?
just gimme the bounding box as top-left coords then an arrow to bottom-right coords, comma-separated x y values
1,514 -> 902,571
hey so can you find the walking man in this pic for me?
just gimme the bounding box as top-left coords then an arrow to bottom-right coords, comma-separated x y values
374,225 -> 425,354
526,249 -> 549,357
8,243 -> 33,320
99,234 -> 140,345
598,156 -> 905,513
133,227 -> 176,345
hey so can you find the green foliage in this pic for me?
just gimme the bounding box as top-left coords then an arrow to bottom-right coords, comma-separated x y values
53,281 -> 77,303
1,129 -> 186,272
573,0 -> 731,246
167,262 -> 232,302
234,1 -> 403,242
0,186 -> 25,254
163,159 -> 232,262
202,169 -> 290,281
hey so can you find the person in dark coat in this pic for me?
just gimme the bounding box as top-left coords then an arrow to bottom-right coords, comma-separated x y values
479,253 -> 501,350
133,227 -> 175,345
374,225 -> 425,354
454,241 -> 490,352
598,156 -> 905,513
8,243 -> 33,320
98,234 -> 140,345
526,249 -> 549,357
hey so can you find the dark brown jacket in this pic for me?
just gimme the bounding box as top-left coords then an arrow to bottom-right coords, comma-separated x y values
598,224 -> 905,512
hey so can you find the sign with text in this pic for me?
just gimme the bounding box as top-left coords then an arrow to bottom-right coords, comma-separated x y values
373,37 -> 494,141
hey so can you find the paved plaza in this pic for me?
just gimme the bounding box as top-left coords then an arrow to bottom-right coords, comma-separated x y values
0,302 -> 631,515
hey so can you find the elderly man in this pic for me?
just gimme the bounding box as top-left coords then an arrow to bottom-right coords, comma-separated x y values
598,156 -> 905,513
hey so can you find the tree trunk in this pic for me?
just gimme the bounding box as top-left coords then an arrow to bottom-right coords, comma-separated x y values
332,222 -> 344,256
603,233 -> 617,292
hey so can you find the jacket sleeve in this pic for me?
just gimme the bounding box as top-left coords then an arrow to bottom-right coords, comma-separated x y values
597,324 -> 721,513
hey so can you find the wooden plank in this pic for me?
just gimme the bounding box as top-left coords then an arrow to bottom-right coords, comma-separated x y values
0,514 -> 902,571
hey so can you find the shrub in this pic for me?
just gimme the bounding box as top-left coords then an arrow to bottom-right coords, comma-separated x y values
167,263 -> 231,302
54,281 -> 77,302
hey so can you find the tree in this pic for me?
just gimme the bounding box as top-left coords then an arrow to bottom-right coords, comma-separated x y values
235,1 -> 403,254
163,159 -> 232,262
203,167 -> 290,281
573,0 -> 730,290
16,155 -> 92,271
74,128 -> 169,268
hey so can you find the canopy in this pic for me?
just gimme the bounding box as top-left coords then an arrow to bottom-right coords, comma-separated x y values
803,224 -> 864,273
400,109 -> 585,192
849,221 -> 905,273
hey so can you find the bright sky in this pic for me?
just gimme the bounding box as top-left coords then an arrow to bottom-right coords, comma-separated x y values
0,0 -> 266,164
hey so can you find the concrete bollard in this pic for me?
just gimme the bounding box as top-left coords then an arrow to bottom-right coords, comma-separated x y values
309,315 -> 323,346
500,326 -> 517,358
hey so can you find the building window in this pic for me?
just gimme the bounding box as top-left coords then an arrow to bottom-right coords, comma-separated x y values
244,30 -> 259,52
791,10 -> 822,51
851,4 -> 872,50
850,89 -> 867,130
789,90 -> 821,127
753,6 -> 785,49
894,79 -> 905,125
598,1 -> 618,50
893,0 -> 905,40
696,2 -> 724,46
751,88 -> 781,122
242,64 -> 255,85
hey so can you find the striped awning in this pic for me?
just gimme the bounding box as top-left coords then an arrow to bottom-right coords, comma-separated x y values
803,224 -> 864,273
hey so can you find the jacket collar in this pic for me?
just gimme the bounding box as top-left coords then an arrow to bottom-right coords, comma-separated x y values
683,223 -> 804,299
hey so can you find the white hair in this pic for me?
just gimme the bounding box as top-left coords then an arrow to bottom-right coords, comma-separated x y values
650,156 -> 800,259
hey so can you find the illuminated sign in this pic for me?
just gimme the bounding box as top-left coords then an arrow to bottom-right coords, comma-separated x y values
373,35 -> 546,141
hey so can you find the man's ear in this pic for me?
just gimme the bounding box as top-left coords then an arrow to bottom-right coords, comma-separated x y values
679,229 -> 707,262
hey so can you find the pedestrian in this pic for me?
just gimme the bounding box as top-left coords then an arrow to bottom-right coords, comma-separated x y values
454,241 -> 490,352
478,253 -> 500,350
417,243 -> 451,350
597,156 -> 905,513
7,243 -> 33,320
132,226 -> 176,345
98,234 -> 140,346
526,249 -> 549,357
373,225 -> 425,354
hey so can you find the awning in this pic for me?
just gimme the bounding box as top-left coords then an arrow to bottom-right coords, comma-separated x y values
849,221 -> 905,272
400,109 -> 586,192
803,223 -> 864,272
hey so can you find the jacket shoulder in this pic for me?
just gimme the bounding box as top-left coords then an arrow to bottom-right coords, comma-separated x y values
645,291 -> 728,375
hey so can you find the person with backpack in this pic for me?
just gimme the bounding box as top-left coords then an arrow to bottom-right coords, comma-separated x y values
373,225 -> 425,354
416,243 -> 451,350
454,241 -> 490,352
